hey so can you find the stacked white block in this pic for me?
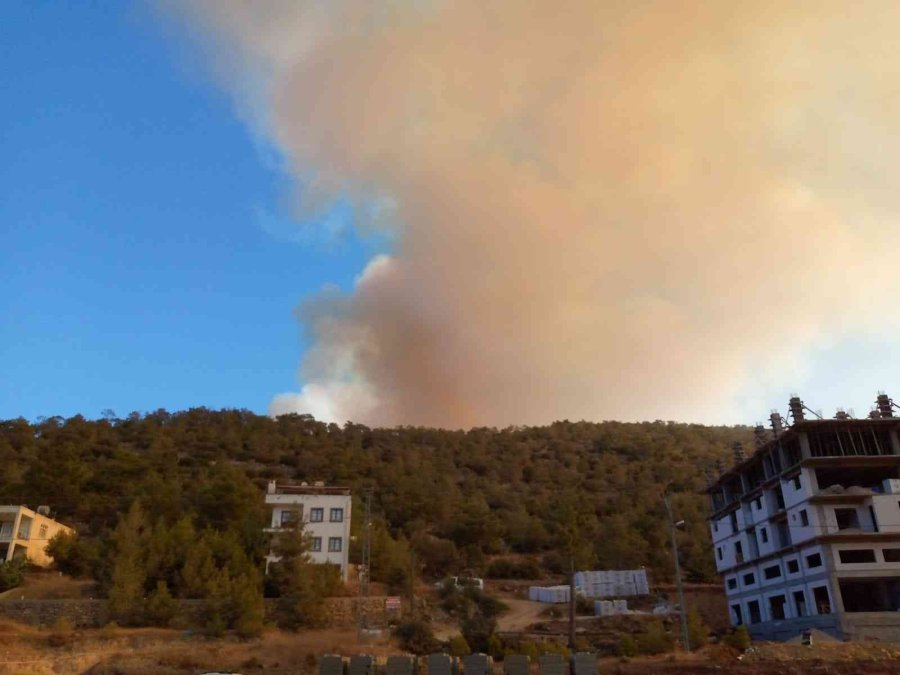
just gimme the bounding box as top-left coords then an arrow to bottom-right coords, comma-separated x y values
574,569 -> 649,598
528,585 -> 571,604
594,599 -> 629,616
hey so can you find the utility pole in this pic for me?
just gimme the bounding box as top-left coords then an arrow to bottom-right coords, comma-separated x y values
568,555 -> 576,650
359,489 -> 373,637
664,493 -> 690,653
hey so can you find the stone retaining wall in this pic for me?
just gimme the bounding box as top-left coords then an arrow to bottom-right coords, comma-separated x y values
0,596 -> 406,629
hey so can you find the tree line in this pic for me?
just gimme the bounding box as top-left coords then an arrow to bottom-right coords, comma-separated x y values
0,410 -> 747,627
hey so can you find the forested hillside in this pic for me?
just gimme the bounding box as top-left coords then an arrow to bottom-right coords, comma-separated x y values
0,410 -> 749,586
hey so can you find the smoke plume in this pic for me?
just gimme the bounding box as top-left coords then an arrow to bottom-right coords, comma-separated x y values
173,1 -> 900,427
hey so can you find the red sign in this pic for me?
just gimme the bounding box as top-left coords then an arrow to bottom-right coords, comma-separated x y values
385,596 -> 401,611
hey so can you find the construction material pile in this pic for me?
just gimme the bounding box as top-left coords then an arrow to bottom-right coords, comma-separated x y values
594,599 -> 629,616
574,569 -> 649,598
527,585 -> 571,604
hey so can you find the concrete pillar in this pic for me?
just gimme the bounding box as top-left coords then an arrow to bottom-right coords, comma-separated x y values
9,509 -> 22,561
799,432 -> 811,460
827,574 -> 845,614
889,429 -> 900,456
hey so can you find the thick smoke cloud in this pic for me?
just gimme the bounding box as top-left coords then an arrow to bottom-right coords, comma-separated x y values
175,1 -> 900,427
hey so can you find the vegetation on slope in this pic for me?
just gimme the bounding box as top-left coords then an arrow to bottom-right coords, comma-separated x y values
0,410 -> 747,601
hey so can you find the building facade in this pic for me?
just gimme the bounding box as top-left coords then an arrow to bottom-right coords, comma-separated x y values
0,505 -> 74,567
264,481 -> 352,581
708,395 -> 900,641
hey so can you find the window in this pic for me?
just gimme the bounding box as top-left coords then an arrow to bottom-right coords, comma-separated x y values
735,541 -> 744,563
38,524 -> 48,539
792,475 -> 802,490
280,509 -> 300,527
769,594 -> 786,620
813,586 -> 831,614
763,564 -> 782,580
883,548 -> 900,562
839,549 -> 876,564
713,522 -> 718,533
727,578 -> 738,591
310,537 -> 322,552
800,509 -> 809,527
754,497 -> 762,510
760,528 -> 768,543
787,559 -> 800,574
806,553 -> 823,569
731,604 -> 743,625
717,547 -> 723,561
793,590 -> 807,617
330,508 -> 344,523
309,508 -> 324,523
729,511 -> 738,533
328,537 -> 342,552
743,572 -> 756,586
747,600 -> 761,624
835,508 -> 859,531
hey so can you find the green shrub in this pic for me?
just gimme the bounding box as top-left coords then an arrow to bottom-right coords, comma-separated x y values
205,612 -> 227,638
145,580 -> 177,626
636,620 -> 675,655
394,619 -> 440,655
723,624 -> 751,652
487,634 -> 504,658
0,559 -> 25,592
448,634 -> 471,656
537,641 -> 570,656
686,607 -> 709,649
618,635 -> 637,657
575,595 -> 594,615
46,531 -> 100,578
518,640 -> 539,659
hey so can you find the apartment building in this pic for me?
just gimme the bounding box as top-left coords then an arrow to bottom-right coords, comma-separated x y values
264,481 -> 352,581
0,505 -> 73,567
708,394 -> 900,641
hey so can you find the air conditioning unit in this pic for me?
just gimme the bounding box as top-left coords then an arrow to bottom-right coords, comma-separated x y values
36,505 -> 50,516
882,479 -> 900,494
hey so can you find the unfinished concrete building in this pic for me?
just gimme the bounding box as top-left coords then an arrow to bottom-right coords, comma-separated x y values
708,393 -> 900,641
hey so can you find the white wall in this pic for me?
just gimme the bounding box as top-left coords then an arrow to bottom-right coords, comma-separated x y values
871,494 -> 900,534
786,503 -> 816,545
266,493 -> 352,580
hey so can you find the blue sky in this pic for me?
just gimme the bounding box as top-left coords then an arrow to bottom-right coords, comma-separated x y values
1,3 -> 380,421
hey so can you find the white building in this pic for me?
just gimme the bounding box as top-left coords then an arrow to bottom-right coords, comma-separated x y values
0,505 -> 73,567
264,481 -> 352,581
708,394 -> 900,641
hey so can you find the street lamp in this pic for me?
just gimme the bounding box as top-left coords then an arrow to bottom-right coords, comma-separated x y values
664,493 -> 690,653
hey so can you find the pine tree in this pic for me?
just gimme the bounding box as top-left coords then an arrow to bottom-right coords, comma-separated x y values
107,502 -> 148,625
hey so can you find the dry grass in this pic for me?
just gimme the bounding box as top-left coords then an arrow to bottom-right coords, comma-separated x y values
0,572 -> 98,601
0,622 -> 401,675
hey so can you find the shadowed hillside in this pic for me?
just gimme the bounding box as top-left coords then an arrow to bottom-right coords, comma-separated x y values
0,410 -> 749,586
